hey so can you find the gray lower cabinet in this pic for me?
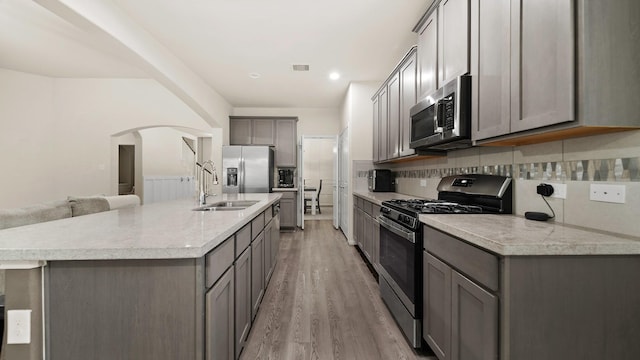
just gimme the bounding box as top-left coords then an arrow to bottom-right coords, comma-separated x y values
279,191 -> 297,228
234,247 -> 251,359
251,230 -> 265,320
353,195 -> 381,272
264,218 -> 273,284
206,267 -> 235,360
424,225 -> 640,359
423,252 -> 498,360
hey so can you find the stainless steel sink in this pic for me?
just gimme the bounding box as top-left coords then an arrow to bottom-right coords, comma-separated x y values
192,200 -> 259,211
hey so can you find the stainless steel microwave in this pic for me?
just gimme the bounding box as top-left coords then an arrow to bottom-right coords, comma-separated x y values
409,75 -> 472,151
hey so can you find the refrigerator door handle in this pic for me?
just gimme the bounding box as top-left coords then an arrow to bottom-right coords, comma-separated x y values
239,157 -> 245,193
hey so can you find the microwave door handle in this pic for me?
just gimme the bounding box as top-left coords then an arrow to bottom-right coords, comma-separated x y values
436,100 -> 445,132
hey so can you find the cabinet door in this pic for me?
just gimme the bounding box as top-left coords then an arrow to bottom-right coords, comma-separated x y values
264,220 -> 273,284
251,232 -> 264,320
275,120 -> 297,167
206,267 -> 235,360
372,97 -> 380,163
438,0 -> 470,85
270,213 -> 279,268
424,252 -> 452,360
471,0 -> 512,140
234,247 -> 251,359
418,10 -> 438,98
510,0 -> 575,133
451,271 -> 498,360
363,212 -> 373,261
387,72 -> 401,160
373,218 -> 380,270
399,50 -> 417,157
280,196 -> 296,228
252,119 -> 276,145
377,88 -> 388,161
230,119 -> 252,145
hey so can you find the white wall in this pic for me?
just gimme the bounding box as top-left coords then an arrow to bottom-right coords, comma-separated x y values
338,81 -> 381,243
0,68 -> 226,209
303,138 -> 335,206
140,127 -> 195,176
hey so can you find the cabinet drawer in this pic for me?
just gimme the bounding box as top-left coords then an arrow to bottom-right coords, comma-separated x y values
264,206 -> 273,223
364,201 -> 373,216
236,223 -> 251,257
372,204 -> 381,218
205,237 -> 235,289
424,226 -> 499,292
251,212 -> 265,241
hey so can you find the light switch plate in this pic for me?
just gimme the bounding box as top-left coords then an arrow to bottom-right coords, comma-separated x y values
590,184 -> 626,204
7,309 -> 31,344
547,183 -> 567,199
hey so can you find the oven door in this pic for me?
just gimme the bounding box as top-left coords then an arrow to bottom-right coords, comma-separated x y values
378,215 -> 418,316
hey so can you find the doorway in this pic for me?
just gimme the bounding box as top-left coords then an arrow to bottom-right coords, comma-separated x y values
298,135 -> 338,229
118,145 -> 135,195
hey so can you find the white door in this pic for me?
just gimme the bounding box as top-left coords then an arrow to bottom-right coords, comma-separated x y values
338,128 -> 349,235
297,140 -> 304,230
332,135 -> 339,229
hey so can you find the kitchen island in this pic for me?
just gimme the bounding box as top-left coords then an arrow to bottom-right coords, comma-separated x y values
0,193 -> 282,360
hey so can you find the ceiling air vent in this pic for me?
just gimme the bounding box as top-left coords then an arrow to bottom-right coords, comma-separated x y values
292,64 -> 310,72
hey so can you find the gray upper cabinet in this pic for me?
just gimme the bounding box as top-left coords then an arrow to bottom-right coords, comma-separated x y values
252,119 -> 276,145
229,118 -> 273,145
470,0 -> 512,140
438,0 -> 470,85
230,118 -> 253,145
417,10 -> 438,99
230,117 -> 298,168
275,119 -> 297,167
399,50 -> 417,157
510,0 -> 575,134
387,72 -> 401,160
377,88 -> 389,162
372,97 -> 380,163
373,47 -> 419,163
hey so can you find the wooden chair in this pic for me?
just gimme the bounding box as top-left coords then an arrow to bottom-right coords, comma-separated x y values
304,179 -> 322,214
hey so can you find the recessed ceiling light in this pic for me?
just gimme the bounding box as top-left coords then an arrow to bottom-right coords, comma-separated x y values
329,72 -> 340,80
248,72 -> 261,79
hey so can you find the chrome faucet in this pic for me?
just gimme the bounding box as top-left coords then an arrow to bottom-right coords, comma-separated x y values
199,160 -> 219,205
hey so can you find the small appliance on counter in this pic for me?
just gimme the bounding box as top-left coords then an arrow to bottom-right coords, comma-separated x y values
278,169 -> 295,188
368,169 -> 395,192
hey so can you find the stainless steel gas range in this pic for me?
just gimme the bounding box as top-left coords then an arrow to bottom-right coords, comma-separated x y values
377,174 -> 513,348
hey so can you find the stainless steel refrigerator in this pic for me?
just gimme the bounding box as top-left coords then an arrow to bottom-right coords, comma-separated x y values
222,146 -> 274,193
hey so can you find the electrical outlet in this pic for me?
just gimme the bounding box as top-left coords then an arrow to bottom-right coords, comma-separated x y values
590,184 -> 626,204
420,179 -> 427,187
7,309 -> 31,344
547,183 -> 567,199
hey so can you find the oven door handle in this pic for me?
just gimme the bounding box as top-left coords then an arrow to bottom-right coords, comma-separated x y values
378,216 -> 416,244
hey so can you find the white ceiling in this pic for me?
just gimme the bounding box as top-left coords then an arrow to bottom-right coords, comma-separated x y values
1,0 -> 432,108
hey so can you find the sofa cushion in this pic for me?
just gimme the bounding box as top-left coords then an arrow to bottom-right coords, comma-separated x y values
103,195 -> 140,210
0,200 -> 72,230
67,196 -> 110,217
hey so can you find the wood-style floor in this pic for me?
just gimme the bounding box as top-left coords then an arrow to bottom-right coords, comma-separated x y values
240,220 -> 436,360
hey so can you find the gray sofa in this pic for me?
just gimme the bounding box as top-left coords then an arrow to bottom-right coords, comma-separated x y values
0,195 -> 141,294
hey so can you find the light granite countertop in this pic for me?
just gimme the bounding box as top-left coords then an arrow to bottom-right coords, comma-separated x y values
352,190 -> 640,256
0,193 -> 282,261
352,190 -> 425,206
272,187 -> 298,192
420,214 -> 640,256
